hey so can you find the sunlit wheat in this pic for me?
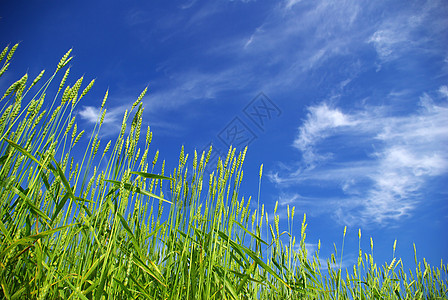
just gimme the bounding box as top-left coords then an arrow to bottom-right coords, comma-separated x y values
0,44 -> 446,300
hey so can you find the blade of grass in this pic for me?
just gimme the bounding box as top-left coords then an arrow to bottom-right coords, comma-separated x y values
4,138 -> 48,171
217,230 -> 291,290
105,179 -> 172,204
130,171 -> 173,181
0,223 -> 74,260
10,186 -> 51,224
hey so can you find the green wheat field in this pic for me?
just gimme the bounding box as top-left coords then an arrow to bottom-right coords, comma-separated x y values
0,44 -> 446,299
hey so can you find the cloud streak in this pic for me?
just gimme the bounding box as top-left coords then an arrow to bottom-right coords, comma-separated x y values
270,88 -> 448,226
367,0 -> 445,65
119,0 -> 446,133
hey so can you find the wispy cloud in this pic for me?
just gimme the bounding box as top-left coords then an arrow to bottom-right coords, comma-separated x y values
270,88 -> 448,226
292,103 -> 359,168
130,0 -> 366,115
241,0 -> 362,77
368,0 -> 446,65
78,105 -> 126,137
284,0 -> 303,10
146,68 -> 248,111
78,106 -> 121,125
291,242 -> 354,272
439,85 -> 448,98
78,101 -> 186,138
117,0 -> 448,139
179,0 -> 198,10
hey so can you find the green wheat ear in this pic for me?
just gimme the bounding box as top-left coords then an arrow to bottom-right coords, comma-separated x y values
1,44 -> 447,300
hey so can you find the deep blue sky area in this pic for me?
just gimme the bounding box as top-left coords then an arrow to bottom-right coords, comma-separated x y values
1,0 -> 447,272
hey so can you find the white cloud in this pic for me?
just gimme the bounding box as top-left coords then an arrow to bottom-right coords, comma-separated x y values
79,106 -> 122,125
146,67 -> 248,111
79,100 -> 189,138
121,0 -> 446,129
284,0 -> 302,10
368,29 -> 405,60
293,103 -> 358,167
179,0 -> 198,10
78,104 -> 130,137
145,0 -> 366,110
242,0 -> 362,74
270,89 -> 448,226
439,85 -> 448,98
367,0 -> 445,64
278,192 -> 301,206
78,106 -> 100,124
291,241 -> 354,272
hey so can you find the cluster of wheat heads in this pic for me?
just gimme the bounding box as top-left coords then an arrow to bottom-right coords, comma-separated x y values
0,44 -> 447,299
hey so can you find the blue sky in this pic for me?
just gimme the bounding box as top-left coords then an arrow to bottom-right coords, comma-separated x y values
1,0 -> 447,272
